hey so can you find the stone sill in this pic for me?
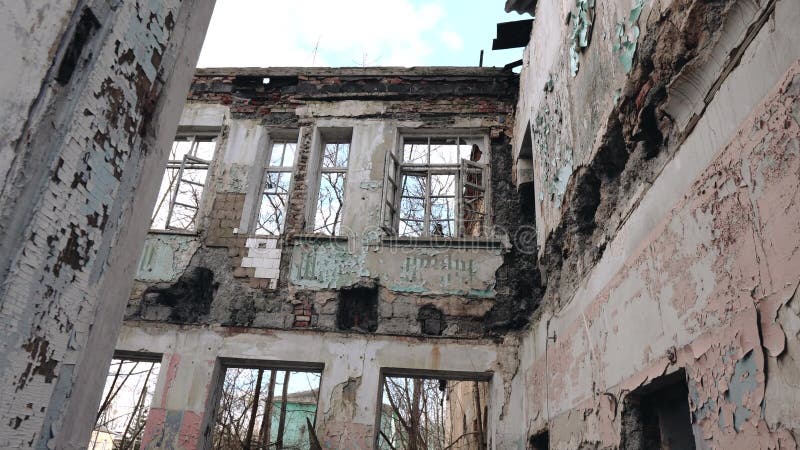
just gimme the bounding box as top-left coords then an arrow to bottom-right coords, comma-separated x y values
381,236 -> 505,249
291,233 -> 349,243
147,229 -> 200,237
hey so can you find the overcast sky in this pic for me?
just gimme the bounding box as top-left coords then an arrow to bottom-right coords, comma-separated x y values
197,0 -> 527,68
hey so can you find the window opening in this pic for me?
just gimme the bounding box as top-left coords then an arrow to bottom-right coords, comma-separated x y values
385,136 -> 488,238
529,429 -> 549,450
313,142 -> 349,235
92,353 -> 161,450
379,373 -> 490,450
335,284 -> 379,332
212,365 -> 322,450
255,141 -> 296,236
151,135 -> 216,231
620,369 -> 695,450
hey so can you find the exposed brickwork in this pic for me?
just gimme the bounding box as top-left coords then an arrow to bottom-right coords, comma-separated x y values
204,192 -> 282,287
186,69 -> 518,123
205,192 -> 246,247
283,128 -> 314,236
291,292 -> 317,328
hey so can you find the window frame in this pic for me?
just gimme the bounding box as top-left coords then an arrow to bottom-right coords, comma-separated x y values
310,138 -> 351,236
253,138 -> 298,237
383,133 -> 490,238
209,359 -> 326,450
375,367 -> 493,450
150,132 -> 217,232
93,351 -> 163,450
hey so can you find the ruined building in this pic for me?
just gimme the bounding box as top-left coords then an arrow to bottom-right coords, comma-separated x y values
0,0 -> 799,449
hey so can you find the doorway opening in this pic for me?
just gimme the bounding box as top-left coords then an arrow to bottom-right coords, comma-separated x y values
620,369 -> 695,450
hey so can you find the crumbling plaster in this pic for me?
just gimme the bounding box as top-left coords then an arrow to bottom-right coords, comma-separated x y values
0,2 -> 75,183
511,0 -> 800,445
114,67 -> 548,447
3,0 -> 797,447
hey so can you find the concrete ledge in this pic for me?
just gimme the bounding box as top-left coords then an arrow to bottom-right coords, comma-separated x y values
381,236 -> 505,249
292,233 -> 350,243
147,229 -> 200,237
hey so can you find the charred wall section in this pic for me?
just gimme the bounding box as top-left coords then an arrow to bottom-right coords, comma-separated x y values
534,0 -> 744,309
484,135 -> 543,333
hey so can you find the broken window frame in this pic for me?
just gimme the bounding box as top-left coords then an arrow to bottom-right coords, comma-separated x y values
254,140 -> 297,236
311,140 -> 350,236
92,351 -> 162,450
382,134 -> 490,238
210,360 -> 324,450
150,133 -> 217,232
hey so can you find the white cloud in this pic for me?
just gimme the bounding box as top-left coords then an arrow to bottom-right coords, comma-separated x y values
197,0 -> 447,68
439,31 -> 464,51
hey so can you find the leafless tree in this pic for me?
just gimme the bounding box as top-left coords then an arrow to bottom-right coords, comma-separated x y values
382,377 -> 487,450
94,359 -> 159,450
212,369 -> 321,450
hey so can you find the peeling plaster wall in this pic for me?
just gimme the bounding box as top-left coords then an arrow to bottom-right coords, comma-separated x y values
0,1 -> 215,447
6,0 -> 792,447
290,240 -> 504,296
511,0 -> 800,447
0,1 -> 76,183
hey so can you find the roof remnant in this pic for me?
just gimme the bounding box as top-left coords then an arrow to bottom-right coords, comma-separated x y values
492,19 -> 534,50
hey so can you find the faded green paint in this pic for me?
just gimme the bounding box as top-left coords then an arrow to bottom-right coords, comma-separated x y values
552,160 -> 574,208
613,0 -> 645,73
728,350 -> 758,431
290,241 -> 368,289
467,288 -> 496,298
383,252 -> 498,297
290,238 -> 502,296
388,283 -> 428,293
569,0 -> 595,77
359,180 -> 382,191
136,233 -> 200,282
